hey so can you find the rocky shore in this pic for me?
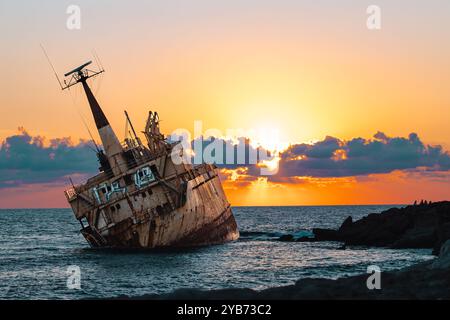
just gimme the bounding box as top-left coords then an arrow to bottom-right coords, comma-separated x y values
121,240 -> 450,300
118,202 -> 450,300
311,201 -> 450,255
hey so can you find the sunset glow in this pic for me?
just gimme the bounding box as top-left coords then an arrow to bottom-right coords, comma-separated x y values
1,0 -> 449,207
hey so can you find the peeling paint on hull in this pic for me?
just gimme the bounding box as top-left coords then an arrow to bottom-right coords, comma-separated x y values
69,164 -> 240,249
82,206 -> 239,249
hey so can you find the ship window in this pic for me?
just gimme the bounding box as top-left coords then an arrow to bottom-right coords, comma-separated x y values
101,187 -> 107,194
142,192 -> 146,198
139,172 -> 144,178
147,189 -> 153,195
124,174 -> 133,185
115,203 -> 121,210
107,186 -> 112,192
80,217 -> 88,228
110,206 -> 116,212
150,165 -> 159,177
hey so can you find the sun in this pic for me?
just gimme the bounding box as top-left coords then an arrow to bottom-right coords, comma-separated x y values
250,123 -> 290,153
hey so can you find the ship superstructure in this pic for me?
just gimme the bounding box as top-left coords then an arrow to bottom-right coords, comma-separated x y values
63,62 -> 239,248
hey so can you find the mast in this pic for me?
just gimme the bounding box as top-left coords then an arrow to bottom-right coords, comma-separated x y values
62,61 -> 127,175
124,110 -> 141,145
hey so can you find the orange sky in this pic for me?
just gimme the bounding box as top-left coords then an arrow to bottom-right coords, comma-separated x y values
222,170 -> 450,206
0,169 -> 448,208
0,1 -> 449,207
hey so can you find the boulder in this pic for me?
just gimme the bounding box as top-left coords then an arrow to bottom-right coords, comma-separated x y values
391,227 -> 436,248
312,228 -> 340,241
338,216 -> 353,232
432,222 -> 450,255
431,240 -> 450,269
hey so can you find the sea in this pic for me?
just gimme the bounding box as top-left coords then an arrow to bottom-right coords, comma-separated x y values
0,206 -> 434,300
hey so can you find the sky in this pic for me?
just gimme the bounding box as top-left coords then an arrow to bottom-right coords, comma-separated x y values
0,0 -> 449,207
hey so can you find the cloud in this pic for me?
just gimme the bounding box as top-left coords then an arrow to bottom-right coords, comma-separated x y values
1,129 -> 449,189
178,131 -> 450,181
276,132 -> 450,178
169,134 -> 270,175
0,128 -> 98,188
282,136 -> 342,159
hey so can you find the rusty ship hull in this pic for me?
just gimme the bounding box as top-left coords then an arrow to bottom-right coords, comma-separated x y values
67,162 -> 239,248
62,61 -> 239,248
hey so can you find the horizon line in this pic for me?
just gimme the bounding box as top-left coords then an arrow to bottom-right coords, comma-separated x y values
0,203 -> 416,210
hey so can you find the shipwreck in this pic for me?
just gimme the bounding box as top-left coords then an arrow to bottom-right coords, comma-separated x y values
61,61 -> 239,248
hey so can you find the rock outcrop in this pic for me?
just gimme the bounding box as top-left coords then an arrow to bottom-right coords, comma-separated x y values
431,239 -> 450,269
312,201 -> 450,254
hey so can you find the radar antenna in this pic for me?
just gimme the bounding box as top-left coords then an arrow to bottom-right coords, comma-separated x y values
62,61 -> 104,90
58,57 -> 127,176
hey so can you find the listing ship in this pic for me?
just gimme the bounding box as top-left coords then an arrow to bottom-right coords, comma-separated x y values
62,61 -> 239,248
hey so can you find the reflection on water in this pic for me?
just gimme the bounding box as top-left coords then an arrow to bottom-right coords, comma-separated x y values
0,206 -> 433,299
